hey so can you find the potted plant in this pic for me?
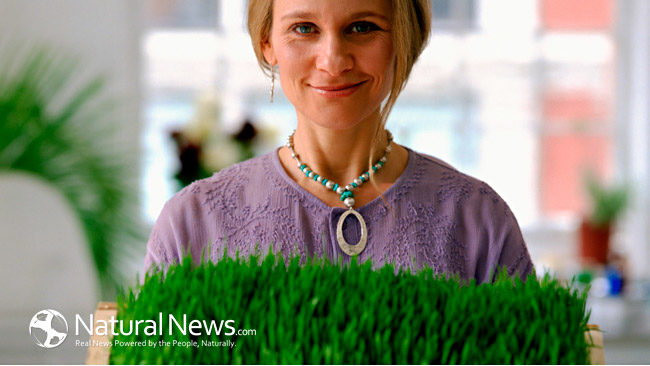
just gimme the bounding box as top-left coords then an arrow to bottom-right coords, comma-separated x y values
580,172 -> 629,265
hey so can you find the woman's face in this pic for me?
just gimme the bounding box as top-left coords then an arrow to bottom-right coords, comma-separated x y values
263,0 -> 395,130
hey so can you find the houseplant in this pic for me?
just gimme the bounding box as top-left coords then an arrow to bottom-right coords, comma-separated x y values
0,45 -> 144,298
107,248 -> 596,364
580,171 -> 629,265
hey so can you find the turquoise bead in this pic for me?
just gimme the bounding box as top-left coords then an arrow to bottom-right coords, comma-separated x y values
372,166 -> 378,172
333,184 -> 339,191
300,164 -> 306,170
322,178 -> 328,186
351,182 -> 358,188
339,190 -> 354,201
313,174 -> 319,181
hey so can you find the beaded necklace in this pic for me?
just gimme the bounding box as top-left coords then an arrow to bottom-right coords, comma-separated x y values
286,130 -> 393,256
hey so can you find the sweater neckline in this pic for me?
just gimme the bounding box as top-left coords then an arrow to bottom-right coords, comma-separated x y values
270,145 -> 418,213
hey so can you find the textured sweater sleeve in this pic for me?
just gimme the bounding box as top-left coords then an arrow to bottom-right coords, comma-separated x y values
140,197 -> 182,285
481,184 -> 534,283
468,181 -> 534,283
491,202 -> 534,282
140,185 -> 211,285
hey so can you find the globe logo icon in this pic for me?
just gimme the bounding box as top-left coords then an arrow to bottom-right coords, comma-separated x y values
29,309 -> 68,348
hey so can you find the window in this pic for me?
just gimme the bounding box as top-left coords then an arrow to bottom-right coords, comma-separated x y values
431,0 -> 477,30
140,1 -> 620,274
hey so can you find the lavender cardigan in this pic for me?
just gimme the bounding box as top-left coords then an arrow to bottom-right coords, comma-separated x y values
141,147 -> 533,284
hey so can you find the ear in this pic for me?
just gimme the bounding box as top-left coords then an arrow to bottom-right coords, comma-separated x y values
261,38 -> 277,67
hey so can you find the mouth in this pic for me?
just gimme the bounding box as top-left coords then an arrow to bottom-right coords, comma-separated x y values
309,81 -> 367,98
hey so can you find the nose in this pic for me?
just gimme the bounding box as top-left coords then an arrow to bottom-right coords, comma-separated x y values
315,34 -> 353,76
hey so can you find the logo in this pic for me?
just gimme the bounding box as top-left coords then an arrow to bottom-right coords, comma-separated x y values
27,308 -> 254,350
29,309 -> 68,348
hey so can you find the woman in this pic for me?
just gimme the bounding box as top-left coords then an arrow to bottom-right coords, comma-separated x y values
142,0 -> 533,284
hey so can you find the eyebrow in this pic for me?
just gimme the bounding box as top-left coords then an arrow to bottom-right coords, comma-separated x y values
280,10 -> 390,22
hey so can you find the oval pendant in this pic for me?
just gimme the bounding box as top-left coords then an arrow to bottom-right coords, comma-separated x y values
336,208 -> 368,256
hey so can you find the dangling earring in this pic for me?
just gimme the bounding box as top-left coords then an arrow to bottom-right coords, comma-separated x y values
270,66 -> 275,103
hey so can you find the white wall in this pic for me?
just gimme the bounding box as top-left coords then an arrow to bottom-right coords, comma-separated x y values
0,0 -> 141,363
616,0 -> 650,280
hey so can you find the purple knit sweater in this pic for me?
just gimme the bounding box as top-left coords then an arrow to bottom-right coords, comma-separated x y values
141,147 -> 533,284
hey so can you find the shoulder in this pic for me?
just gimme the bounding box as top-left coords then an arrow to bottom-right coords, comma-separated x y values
185,151 -> 274,193
168,151 -> 275,209
409,149 -> 508,212
151,151 -> 277,245
408,149 -> 532,282
143,152 -> 277,269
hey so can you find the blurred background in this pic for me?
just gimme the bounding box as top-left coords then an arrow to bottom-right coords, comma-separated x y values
1,0 -> 649,363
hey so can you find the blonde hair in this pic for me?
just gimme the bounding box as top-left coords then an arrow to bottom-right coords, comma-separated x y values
247,0 -> 431,202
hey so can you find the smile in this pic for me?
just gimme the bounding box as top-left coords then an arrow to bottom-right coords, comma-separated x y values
309,81 -> 367,98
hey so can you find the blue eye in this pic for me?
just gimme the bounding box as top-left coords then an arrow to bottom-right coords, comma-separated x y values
295,24 -> 314,34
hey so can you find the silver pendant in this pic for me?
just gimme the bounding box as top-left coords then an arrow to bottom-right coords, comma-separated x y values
336,208 -> 368,256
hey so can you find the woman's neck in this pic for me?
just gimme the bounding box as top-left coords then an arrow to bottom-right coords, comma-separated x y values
291,114 -> 388,185
277,109 -> 410,208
